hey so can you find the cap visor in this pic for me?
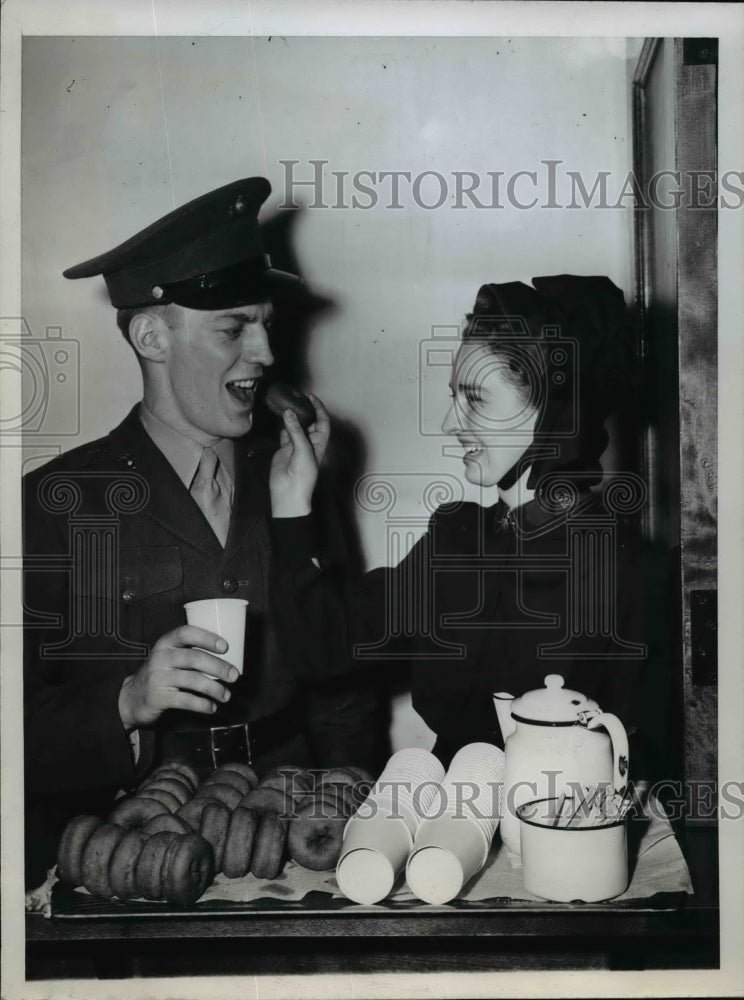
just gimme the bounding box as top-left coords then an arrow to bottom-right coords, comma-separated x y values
168,268 -> 303,310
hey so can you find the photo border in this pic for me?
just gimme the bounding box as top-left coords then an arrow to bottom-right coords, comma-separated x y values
2,2 -> 742,998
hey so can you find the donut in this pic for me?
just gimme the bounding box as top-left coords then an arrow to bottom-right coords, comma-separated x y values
135,787 -> 181,813
148,768 -> 198,795
109,829 -> 148,899
260,773 -> 314,799
288,799 -> 345,872
260,765 -> 314,792
240,785 -> 294,822
138,776 -> 191,805
217,762 -> 259,789
290,790 -> 317,811
343,765 -> 375,784
176,797 -> 215,832
315,783 -> 357,816
194,781 -> 242,811
222,806 -> 259,879
142,813 -> 192,837
157,760 -> 201,790
162,834 -> 215,906
250,811 -> 287,880
199,800 -> 231,872
265,382 -> 315,429
109,795 -> 169,829
57,815 -> 103,886
160,834 -> 185,884
135,830 -> 177,900
204,769 -> 253,796
80,823 -> 125,898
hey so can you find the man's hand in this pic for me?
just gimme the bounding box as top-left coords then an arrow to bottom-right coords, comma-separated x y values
270,393 -> 331,518
118,625 -> 237,729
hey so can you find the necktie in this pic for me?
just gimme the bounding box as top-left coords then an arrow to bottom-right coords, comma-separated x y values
190,446 -> 231,546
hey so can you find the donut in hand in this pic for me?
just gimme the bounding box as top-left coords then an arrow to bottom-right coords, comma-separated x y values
265,382 -> 315,429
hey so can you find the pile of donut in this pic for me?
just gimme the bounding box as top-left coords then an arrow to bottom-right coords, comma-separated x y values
56,760 -> 373,906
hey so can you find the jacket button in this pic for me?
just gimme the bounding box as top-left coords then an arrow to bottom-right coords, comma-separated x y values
222,577 -> 238,593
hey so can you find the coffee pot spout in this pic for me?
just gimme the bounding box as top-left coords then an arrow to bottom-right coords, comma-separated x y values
493,692 -> 516,742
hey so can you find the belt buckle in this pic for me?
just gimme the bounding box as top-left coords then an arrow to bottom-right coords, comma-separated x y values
208,723 -> 252,768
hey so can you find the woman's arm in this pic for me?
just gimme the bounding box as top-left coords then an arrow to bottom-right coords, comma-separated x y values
268,398 -> 432,679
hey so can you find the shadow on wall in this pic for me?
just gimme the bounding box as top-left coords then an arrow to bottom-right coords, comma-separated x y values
259,206 -> 393,770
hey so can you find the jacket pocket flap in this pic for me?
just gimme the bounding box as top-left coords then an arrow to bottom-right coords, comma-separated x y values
73,546 -> 183,602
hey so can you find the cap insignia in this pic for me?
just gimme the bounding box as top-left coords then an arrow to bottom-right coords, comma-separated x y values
231,194 -> 248,216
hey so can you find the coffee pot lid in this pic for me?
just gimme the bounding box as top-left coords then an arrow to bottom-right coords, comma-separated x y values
510,674 -> 600,723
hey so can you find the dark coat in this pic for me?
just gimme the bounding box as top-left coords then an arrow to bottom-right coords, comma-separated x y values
270,492 -> 677,778
23,406 -> 378,883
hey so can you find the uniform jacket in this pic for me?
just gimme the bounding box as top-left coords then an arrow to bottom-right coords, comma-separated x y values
23,405 -> 378,881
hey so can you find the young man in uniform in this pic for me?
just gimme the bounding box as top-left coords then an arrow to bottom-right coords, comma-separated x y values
23,177 -> 378,884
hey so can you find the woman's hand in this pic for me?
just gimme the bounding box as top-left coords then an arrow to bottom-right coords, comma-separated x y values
270,393 -> 331,518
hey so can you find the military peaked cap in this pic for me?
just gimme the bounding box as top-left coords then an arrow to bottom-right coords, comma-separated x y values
63,177 -> 301,309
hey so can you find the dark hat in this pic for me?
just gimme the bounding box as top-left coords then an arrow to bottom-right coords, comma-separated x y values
467,276 -> 634,412
469,281 -> 550,340
63,177 -> 302,309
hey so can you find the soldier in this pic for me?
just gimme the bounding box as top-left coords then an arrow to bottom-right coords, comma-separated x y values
23,177 -> 377,884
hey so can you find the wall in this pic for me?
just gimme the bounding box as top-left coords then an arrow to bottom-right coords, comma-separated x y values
21,35 -> 635,749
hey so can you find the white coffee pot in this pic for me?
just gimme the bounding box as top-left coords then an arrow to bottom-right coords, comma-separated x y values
493,674 -> 629,865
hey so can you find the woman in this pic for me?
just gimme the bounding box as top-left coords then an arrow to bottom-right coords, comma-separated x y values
268,276 -> 674,778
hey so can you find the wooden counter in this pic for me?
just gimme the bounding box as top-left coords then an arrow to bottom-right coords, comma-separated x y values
26,824 -> 718,978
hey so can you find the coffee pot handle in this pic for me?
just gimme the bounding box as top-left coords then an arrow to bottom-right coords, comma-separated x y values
586,712 -> 629,794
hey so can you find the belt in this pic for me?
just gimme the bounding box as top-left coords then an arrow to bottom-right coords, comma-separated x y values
157,700 -> 302,770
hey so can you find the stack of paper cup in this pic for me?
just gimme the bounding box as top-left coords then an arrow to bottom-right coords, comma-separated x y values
362,748 -> 446,835
439,741 -> 505,839
335,748 -> 445,904
406,742 -> 505,904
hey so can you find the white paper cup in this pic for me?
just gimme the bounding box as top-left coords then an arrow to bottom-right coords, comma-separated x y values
378,748 -> 446,786
434,743 -> 505,843
415,812 -> 490,867
517,797 -> 629,902
362,748 -> 446,836
336,814 -> 413,904
406,816 -> 488,904
438,774 -> 502,833
445,742 -> 505,783
184,598 -> 248,675
358,792 -> 419,839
